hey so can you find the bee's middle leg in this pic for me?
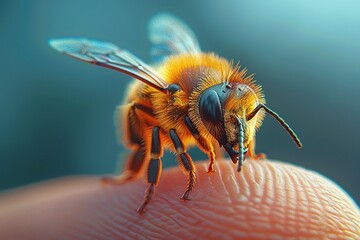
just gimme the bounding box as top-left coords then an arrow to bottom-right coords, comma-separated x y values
137,126 -> 163,214
169,128 -> 196,200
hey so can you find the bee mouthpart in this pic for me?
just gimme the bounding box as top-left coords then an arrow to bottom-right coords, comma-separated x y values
223,143 -> 248,164
223,143 -> 238,163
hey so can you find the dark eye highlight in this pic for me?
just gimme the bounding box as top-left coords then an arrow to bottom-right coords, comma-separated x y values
199,89 -> 222,124
198,88 -> 227,145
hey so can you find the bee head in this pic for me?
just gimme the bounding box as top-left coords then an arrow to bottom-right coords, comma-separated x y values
197,81 -> 302,168
197,83 -> 260,161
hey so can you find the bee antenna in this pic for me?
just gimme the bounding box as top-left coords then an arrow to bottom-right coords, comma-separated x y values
246,104 -> 302,148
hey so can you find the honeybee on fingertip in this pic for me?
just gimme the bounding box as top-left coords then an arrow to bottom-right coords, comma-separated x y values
49,13 -> 302,214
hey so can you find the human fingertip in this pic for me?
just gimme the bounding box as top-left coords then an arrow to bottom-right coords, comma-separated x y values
104,160 -> 360,239
0,160 -> 359,239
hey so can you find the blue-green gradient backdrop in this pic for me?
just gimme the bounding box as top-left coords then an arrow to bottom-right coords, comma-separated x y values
1,1 -> 359,205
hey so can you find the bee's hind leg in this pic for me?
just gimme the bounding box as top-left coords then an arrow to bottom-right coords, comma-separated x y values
102,104 -> 148,186
101,144 -> 147,185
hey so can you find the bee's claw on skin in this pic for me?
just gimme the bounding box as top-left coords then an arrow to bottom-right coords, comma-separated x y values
207,163 -> 216,174
137,205 -> 147,215
254,153 -> 266,160
180,197 -> 191,201
180,191 -> 191,201
100,177 -> 117,186
100,173 -> 134,186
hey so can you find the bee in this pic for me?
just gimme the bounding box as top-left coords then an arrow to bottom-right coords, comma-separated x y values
49,13 -> 302,214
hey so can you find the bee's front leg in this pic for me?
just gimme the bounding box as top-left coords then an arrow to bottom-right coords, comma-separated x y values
184,116 -> 216,173
247,139 -> 266,160
169,129 -> 196,200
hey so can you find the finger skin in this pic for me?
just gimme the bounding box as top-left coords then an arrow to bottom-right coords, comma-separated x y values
0,160 -> 359,240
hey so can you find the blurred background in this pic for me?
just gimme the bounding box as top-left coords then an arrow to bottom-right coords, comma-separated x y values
0,0 -> 359,205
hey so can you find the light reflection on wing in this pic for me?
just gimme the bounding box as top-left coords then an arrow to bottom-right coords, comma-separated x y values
49,38 -> 169,93
149,13 -> 200,62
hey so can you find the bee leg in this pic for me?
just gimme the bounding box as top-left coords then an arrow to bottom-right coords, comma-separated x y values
169,129 -> 196,200
247,140 -> 266,160
184,116 -> 216,173
102,104 -> 147,185
101,144 -> 147,185
206,150 -> 216,174
196,136 -> 216,173
137,126 -> 163,214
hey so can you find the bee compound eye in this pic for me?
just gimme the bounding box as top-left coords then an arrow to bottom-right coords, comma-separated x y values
198,89 -> 223,125
198,87 -> 228,145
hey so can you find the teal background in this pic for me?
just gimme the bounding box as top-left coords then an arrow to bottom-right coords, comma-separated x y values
0,1 -> 359,205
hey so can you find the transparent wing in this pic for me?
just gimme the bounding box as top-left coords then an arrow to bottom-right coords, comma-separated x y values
49,38 -> 169,93
148,13 -> 200,62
